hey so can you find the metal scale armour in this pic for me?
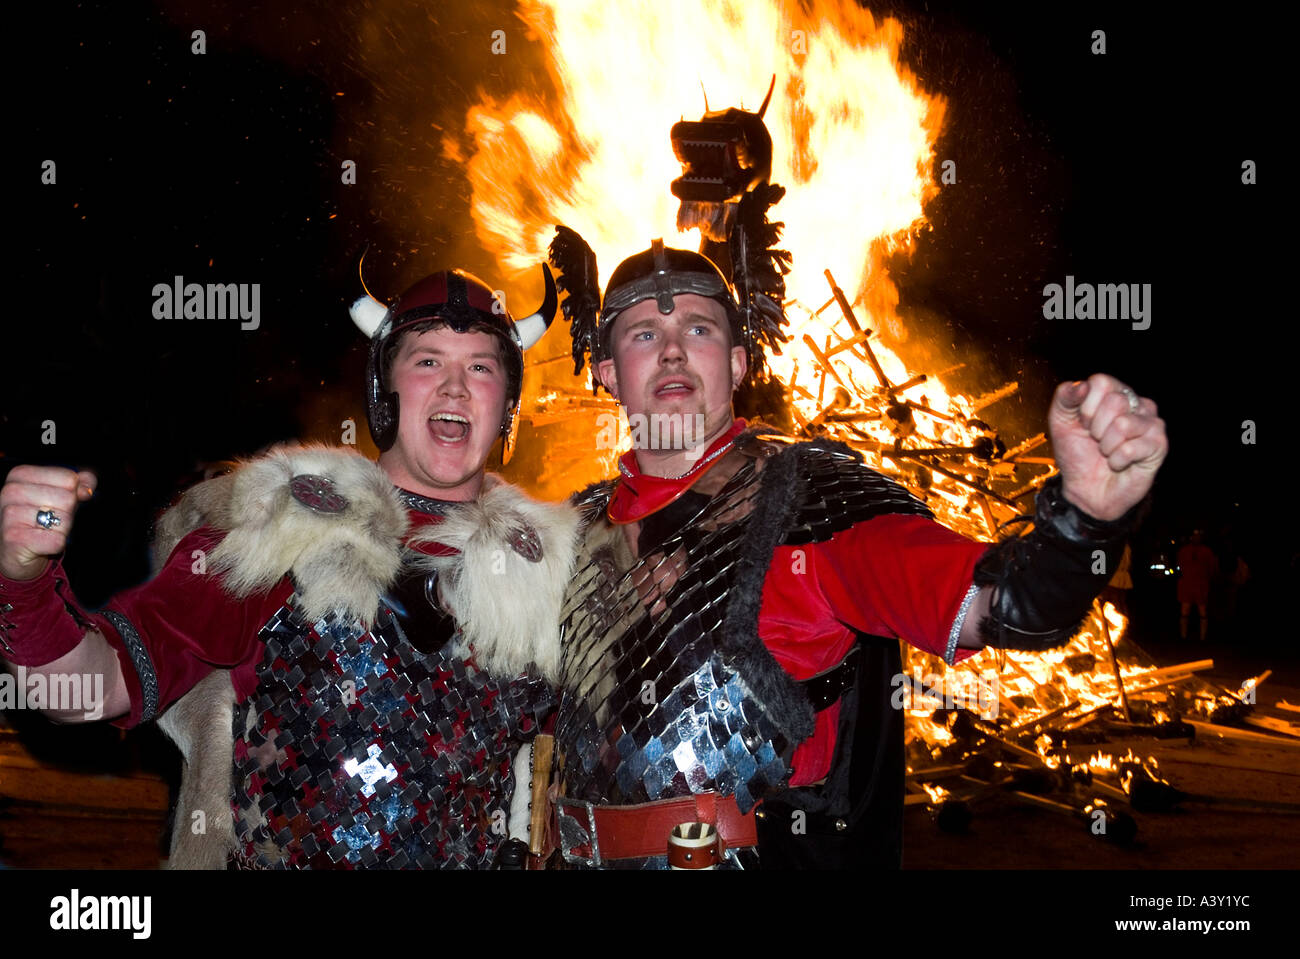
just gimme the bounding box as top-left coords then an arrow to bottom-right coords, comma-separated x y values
553,438 -> 933,867
229,586 -> 554,869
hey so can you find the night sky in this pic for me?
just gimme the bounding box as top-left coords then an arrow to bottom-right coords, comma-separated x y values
4,0 -> 1287,615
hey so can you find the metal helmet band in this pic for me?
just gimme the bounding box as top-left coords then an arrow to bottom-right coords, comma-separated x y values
595,240 -> 741,362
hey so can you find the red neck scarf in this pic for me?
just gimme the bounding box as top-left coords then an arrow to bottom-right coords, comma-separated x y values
607,418 -> 746,525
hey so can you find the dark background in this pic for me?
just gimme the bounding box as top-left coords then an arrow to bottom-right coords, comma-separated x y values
2,2 -> 1289,657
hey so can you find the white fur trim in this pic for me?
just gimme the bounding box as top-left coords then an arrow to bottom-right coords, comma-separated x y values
407,482 -> 578,683
205,444 -> 409,626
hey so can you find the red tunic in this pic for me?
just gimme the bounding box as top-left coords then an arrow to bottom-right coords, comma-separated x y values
761,517 -> 987,785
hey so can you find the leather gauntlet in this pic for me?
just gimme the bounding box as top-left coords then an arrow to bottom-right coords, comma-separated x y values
973,476 -> 1148,651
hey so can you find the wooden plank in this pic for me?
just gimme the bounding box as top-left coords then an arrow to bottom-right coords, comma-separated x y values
1127,659 -> 1214,682
1243,716 -> 1300,740
0,761 -> 169,811
1154,755 -> 1300,778
1185,720 -> 1300,751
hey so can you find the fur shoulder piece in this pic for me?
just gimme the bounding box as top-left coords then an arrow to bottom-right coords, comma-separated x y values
153,444 -> 409,627
406,481 -> 579,684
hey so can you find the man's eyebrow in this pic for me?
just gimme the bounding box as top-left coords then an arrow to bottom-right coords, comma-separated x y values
404,345 -> 499,360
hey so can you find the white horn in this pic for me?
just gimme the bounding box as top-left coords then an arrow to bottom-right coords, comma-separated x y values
514,311 -> 549,350
350,295 -> 389,338
512,263 -> 558,350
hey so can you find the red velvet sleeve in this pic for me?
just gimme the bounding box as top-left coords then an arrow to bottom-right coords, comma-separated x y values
0,559 -> 96,666
807,513 -> 990,665
92,526 -> 287,728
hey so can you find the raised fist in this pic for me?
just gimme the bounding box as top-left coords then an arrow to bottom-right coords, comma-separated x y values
1048,373 -> 1167,521
0,465 -> 97,580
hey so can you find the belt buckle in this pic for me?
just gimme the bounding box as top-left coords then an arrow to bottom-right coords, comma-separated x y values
554,796 -> 602,868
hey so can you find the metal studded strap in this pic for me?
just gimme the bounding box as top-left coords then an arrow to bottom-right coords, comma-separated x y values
100,609 -> 160,723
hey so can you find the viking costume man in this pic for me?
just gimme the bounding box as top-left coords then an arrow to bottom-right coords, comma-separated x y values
542,232 -> 1148,869
0,266 -> 578,869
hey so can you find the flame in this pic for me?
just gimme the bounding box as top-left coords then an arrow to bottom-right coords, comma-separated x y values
923,783 -> 950,803
1102,601 -> 1126,632
462,0 -> 941,291
1089,752 -> 1115,772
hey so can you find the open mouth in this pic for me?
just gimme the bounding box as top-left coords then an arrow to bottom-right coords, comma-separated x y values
654,379 -> 696,398
428,412 -> 471,442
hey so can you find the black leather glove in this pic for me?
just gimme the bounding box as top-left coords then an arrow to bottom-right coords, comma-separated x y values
973,475 -> 1148,651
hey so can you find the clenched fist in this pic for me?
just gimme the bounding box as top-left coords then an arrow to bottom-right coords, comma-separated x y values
0,466 -> 97,580
1048,373 -> 1168,521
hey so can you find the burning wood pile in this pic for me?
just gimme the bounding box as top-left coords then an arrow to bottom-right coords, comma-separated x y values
754,272 -> 1294,839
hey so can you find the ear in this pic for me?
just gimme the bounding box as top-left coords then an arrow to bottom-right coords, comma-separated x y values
729,345 -> 748,391
595,357 -> 619,399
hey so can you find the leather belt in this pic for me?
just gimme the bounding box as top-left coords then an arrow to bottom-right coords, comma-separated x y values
556,792 -> 757,867
799,644 -> 860,712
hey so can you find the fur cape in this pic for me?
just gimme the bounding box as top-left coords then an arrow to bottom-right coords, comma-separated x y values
153,443 -> 578,868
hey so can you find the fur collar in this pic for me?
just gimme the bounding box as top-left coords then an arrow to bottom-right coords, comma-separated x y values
406,481 -> 578,684
152,443 -> 577,679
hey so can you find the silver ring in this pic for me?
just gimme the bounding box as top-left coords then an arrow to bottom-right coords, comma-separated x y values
35,509 -> 61,530
1120,387 -> 1139,414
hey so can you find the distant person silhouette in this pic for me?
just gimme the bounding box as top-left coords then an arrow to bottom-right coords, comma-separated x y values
1177,530 -> 1218,641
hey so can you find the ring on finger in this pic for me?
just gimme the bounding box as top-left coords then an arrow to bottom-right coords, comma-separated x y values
35,509 -> 61,530
1120,387 -> 1139,415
